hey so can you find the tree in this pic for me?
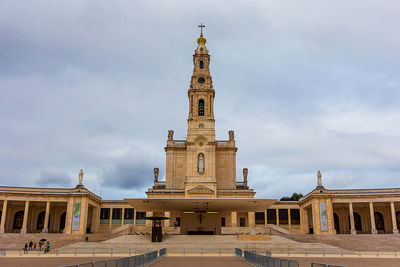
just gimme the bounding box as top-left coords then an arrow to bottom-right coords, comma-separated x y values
280,192 -> 303,201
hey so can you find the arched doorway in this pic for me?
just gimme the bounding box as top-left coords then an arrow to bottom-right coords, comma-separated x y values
37,211 -> 45,231
333,213 -> 340,234
374,212 -> 385,233
13,211 -> 24,232
59,212 -> 66,233
348,212 -> 362,233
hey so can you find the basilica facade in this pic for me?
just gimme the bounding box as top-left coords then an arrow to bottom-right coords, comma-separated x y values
1,31 -> 399,237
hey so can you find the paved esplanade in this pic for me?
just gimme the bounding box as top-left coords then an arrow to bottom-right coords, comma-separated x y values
152,257 -> 250,267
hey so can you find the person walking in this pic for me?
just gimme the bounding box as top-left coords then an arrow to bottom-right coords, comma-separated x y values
23,243 -> 28,254
38,241 -> 42,251
33,242 -> 37,250
46,241 -> 50,253
29,241 -> 33,251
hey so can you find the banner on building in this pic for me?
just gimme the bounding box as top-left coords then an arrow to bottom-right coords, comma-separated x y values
72,202 -> 81,231
319,203 -> 328,231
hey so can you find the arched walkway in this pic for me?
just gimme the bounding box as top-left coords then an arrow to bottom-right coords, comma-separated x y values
37,211 -> 45,231
333,213 -> 340,234
374,212 -> 384,234
13,211 -> 24,232
59,212 -> 66,233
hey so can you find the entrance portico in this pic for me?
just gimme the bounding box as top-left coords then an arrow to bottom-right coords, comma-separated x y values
125,198 -> 276,235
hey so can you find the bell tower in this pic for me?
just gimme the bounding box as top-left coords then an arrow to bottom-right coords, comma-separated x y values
187,23 -> 215,142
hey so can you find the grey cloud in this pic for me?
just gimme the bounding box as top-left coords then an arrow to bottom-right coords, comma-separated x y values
36,170 -> 72,187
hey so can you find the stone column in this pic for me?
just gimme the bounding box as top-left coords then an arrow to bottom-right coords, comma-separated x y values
390,202 -> 398,234
146,211 -> 153,227
79,197 -> 88,234
21,201 -> 30,234
42,201 -> 51,233
121,208 -> 125,225
311,199 -> 320,234
91,206 -> 100,233
248,212 -> 255,227
264,210 -> 268,226
64,198 -> 74,234
109,208 -> 113,229
164,211 -> 170,227
326,198 -> 335,234
300,206 -> 309,234
349,202 -> 356,234
369,202 -> 377,234
231,211 -> 237,227
0,200 -> 8,233
133,209 -> 137,225
288,209 -> 292,231
276,209 -> 280,226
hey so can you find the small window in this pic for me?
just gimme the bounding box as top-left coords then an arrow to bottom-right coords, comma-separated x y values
200,60 -> 204,69
221,217 -> 226,227
100,208 -> 110,220
198,99 -> 204,116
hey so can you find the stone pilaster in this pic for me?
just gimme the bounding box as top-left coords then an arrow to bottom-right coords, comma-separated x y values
231,211 -> 237,227
390,202 -> 398,234
0,200 -> 8,233
369,202 -> 377,234
21,201 -> 30,234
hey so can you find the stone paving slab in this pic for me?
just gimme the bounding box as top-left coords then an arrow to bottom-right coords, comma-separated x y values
152,256 -> 250,267
0,257 -> 117,267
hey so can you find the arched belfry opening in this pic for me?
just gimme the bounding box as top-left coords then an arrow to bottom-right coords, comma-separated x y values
198,99 -> 205,116
200,60 -> 204,69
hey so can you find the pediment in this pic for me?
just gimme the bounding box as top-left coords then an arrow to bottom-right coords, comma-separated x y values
188,185 -> 214,194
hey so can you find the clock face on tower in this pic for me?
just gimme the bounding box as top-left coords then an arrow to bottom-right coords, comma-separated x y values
198,77 -> 205,84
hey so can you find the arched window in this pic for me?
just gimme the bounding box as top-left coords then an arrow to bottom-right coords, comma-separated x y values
13,211 -> 24,231
37,211 -> 46,231
198,99 -> 204,116
200,60 -> 204,69
198,153 -> 205,174
374,212 -> 385,232
334,213 -> 340,234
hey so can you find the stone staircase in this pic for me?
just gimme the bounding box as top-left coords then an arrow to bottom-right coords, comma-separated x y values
286,233 -> 400,251
0,233 -> 84,250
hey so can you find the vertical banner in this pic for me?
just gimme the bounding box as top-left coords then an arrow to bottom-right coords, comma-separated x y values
72,202 -> 81,231
319,203 -> 328,231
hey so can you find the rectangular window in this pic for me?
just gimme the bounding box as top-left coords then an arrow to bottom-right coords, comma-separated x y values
290,209 -> 300,225
279,209 -> 289,225
124,208 -> 134,219
255,212 -> 265,225
112,208 -> 122,219
221,217 -> 226,227
136,211 -> 146,225
267,209 -> 276,224
176,217 -> 181,227
100,208 -> 110,224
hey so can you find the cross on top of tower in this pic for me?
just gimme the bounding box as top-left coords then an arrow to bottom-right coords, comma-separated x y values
198,23 -> 205,37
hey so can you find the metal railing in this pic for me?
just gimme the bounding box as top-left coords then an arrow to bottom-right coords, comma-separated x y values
63,249 -> 164,267
311,264 -> 346,267
239,249 -> 299,267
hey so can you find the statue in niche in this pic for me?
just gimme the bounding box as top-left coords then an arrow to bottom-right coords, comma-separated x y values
153,168 -> 159,183
198,153 -> 205,174
78,169 -> 84,185
243,168 -> 248,184
168,130 -> 174,141
229,130 -> 234,141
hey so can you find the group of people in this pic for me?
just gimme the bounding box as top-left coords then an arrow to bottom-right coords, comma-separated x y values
23,240 -> 51,254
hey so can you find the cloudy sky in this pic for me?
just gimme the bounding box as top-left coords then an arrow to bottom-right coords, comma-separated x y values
1,0 -> 399,200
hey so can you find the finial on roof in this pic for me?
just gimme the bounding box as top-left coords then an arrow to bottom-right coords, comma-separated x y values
78,169 -> 84,186
198,23 -> 205,37
197,23 -> 207,45
316,170 -> 325,190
